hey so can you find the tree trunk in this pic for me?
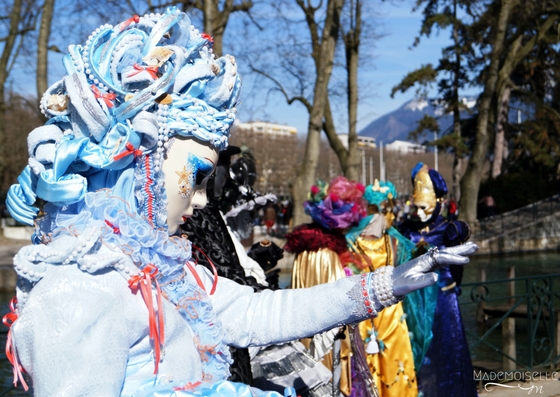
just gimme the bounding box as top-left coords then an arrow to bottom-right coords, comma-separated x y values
451,1 -> 462,201
458,0 -> 519,223
323,99 -> 349,171
0,0 -> 24,186
321,0 -> 362,182
37,0 -> 55,106
343,0 -> 361,182
291,0 -> 343,228
491,85 -> 510,178
203,0 -> 213,34
201,0 -> 252,57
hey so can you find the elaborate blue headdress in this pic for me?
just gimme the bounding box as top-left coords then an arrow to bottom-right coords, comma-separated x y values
7,7 -> 241,230
363,179 -> 397,207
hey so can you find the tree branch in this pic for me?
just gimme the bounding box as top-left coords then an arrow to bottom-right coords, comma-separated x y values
323,98 -> 348,167
231,0 -> 253,13
250,64 -> 312,111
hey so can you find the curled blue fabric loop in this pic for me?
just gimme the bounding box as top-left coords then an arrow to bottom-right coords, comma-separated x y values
17,166 -> 39,205
45,114 -> 71,126
80,122 -> 141,169
88,29 -> 142,96
173,63 -> 214,93
36,169 -> 87,206
64,72 -> 110,142
51,137 -> 89,180
6,186 -> 38,226
6,167 -> 40,225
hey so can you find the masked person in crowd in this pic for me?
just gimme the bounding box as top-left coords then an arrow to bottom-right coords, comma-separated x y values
398,163 -> 476,397
345,180 -> 418,397
5,11 -> 476,397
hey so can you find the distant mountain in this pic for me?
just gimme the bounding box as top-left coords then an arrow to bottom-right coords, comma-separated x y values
359,97 -> 478,144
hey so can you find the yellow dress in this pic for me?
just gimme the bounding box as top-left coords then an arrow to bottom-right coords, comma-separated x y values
354,235 -> 418,397
291,248 -> 353,396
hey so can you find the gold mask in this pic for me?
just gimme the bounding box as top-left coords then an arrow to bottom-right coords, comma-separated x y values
413,165 -> 437,221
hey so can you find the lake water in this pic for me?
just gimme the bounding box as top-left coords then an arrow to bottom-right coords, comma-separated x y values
0,251 -> 558,393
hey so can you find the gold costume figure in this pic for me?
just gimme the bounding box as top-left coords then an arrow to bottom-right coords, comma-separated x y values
286,176 -> 381,397
353,234 -> 418,397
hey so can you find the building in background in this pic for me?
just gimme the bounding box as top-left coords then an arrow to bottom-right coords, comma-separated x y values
235,121 -> 298,137
337,134 -> 376,150
231,121 -> 301,197
385,140 -> 426,154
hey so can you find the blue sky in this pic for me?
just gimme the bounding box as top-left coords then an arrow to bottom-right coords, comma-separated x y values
9,1 -> 479,136
235,0 -> 480,136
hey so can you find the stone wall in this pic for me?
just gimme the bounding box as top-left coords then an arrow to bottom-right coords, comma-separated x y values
475,212 -> 560,255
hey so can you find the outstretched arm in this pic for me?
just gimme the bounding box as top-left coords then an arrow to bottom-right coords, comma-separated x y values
206,242 -> 478,347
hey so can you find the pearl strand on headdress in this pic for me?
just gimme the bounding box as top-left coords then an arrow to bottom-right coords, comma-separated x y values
82,24 -> 113,92
154,104 -> 170,173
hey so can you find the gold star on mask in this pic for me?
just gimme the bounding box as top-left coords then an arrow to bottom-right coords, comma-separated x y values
176,166 -> 192,198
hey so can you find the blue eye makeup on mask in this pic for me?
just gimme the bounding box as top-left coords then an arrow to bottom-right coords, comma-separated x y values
187,154 -> 215,187
174,155 -> 215,199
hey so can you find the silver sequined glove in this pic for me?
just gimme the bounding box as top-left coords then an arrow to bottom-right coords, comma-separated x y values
369,242 -> 478,310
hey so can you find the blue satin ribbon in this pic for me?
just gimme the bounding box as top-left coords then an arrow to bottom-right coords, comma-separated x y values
6,167 -> 39,225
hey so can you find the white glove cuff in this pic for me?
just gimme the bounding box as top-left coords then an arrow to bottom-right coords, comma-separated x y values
371,266 -> 402,308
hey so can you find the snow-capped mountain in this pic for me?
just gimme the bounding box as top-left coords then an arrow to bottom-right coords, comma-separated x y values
359,97 -> 478,144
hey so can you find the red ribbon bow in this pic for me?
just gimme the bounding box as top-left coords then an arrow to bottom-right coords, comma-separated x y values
127,63 -> 159,80
120,14 -> 140,30
114,142 -> 143,161
104,220 -> 120,234
2,297 -> 28,391
90,85 -> 116,108
129,264 -> 165,373
201,33 -> 214,43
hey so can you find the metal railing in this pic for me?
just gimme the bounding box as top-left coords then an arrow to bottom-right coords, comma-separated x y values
472,195 -> 560,240
459,272 -> 560,371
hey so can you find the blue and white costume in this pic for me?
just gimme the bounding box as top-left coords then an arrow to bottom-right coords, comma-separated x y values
3,9 -> 381,397
4,9 -> 475,397
11,191 -> 376,396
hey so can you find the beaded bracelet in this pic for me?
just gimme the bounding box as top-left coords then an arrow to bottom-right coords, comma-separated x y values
371,266 -> 401,308
361,273 -> 378,317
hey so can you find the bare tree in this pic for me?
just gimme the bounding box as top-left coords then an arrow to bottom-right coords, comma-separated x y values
459,0 -> 559,222
248,0 -> 348,227
322,0 -> 362,182
0,0 -> 39,197
36,0 -> 56,104
459,0 -> 519,222
194,0 -> 254,57
491,85 -> 509,178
